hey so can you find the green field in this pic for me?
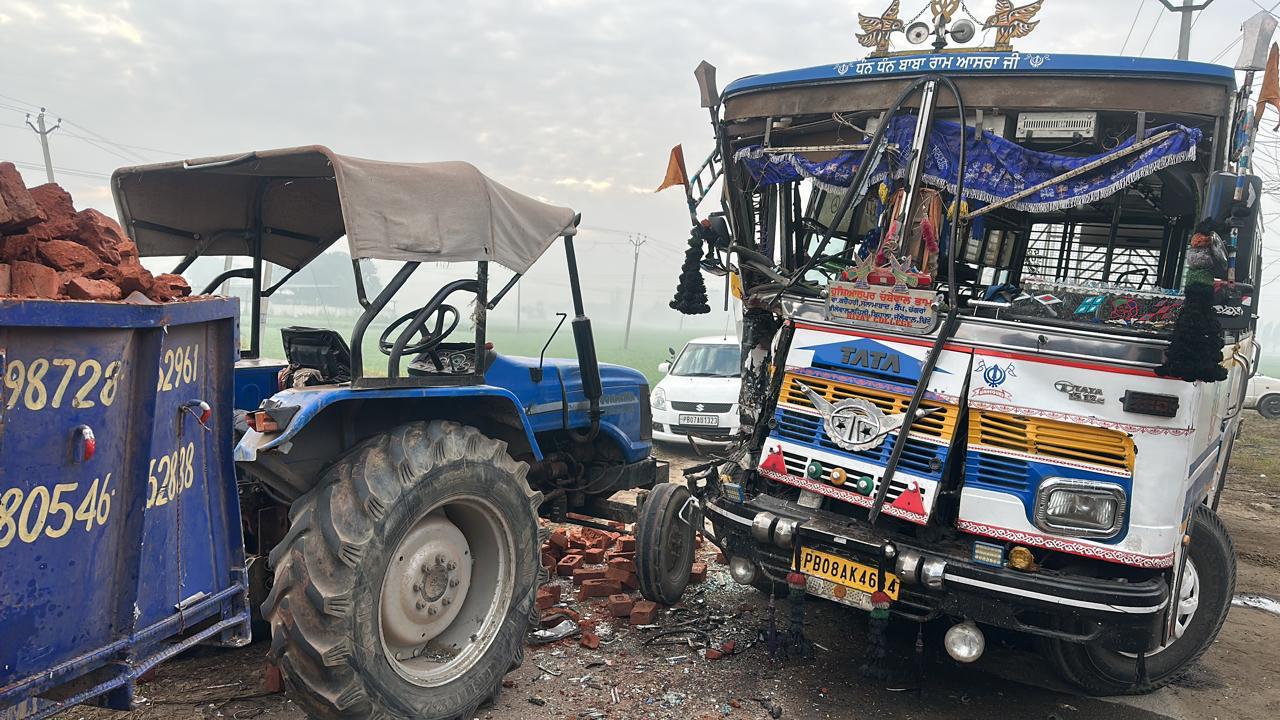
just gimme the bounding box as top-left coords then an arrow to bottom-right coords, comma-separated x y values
255,314 -> 730,386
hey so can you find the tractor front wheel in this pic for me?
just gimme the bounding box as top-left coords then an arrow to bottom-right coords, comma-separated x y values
636,483 -> 696,605
263,421 -> 540,720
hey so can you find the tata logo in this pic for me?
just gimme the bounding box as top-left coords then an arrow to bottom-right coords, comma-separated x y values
1054,380 -> 1104,404
840,346 -> 901,373
797,381 -> 937,452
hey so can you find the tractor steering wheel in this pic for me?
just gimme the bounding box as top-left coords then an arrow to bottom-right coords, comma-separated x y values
379,304 -> 460,356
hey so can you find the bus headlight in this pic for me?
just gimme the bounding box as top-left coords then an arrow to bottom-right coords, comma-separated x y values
1034,478 -> 1126,538
651,387 -> 667,411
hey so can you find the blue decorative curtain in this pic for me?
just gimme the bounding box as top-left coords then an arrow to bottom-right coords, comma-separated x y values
735,117 -> 1201,213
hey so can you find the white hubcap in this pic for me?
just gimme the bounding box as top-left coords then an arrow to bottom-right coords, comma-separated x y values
1125,558 -> 1200,657
378,497 -> 514,686
380,513 -> 473,650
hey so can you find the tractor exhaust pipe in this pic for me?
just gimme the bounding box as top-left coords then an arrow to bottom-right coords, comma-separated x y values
564,225 -> 602,442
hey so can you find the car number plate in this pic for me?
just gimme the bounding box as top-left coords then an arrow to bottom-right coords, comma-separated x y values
795,546 -> 900,600
678,414 -> 718,427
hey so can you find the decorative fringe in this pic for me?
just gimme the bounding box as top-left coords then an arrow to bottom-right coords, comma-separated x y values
733,142 -> 1199,215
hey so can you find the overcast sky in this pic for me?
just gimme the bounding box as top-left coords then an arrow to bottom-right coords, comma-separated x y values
2,0 -> 1277,333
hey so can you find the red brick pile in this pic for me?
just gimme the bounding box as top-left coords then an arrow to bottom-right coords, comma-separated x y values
536,520 -> 713,649
0,162 -> 190,301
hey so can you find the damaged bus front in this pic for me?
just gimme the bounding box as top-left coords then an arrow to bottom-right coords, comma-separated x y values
670,17 -> 1272,694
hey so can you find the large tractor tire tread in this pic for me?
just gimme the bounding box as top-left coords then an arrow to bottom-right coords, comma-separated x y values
263,420 -> 540,720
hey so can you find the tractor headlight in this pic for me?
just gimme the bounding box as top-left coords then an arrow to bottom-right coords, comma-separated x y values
651,387 -> 667,411
1034,478 -> 1126,538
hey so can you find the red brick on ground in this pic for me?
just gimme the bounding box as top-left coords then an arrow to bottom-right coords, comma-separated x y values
604,565 -> 637,588
572,566 -> 607,585
579,631 -> 600,650
0,162 -> 43,231
605,549 -> 635,562
539,607 -> 580,627
705,648 -> 723,661
549,529 -> 569,551
607,594 -> 634,618
541,552 -> 557,570
583,547 -> 606,563
64,277 -> 122,301
608,557 -> 636,574
556,554 -> 583,577
630,600 -> 659,625
577,578 -> 622,600
535,587 -> 557,611
615,536 -> 636,552
10,261 -> 59,298
690,562 -> 708,583
264,663 -> 284,694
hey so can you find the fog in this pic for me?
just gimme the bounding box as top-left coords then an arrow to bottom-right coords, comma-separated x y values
3,0 -> 1277,345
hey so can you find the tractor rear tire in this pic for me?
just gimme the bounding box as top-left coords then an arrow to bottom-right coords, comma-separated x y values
263,421 -> 541,720
636,483 -> 696,605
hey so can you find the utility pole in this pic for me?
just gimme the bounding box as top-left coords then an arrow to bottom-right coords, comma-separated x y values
1159,0 -> 1215,60
622,234 -> 646,349
25,108 -> 61,183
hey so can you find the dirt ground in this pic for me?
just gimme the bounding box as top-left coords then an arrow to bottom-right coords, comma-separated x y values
54,422 -> 1280,720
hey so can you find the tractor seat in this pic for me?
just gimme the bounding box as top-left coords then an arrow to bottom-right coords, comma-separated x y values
280,327 -> 352,386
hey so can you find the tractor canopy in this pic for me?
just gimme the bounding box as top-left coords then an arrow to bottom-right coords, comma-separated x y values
112,145 -> 577,273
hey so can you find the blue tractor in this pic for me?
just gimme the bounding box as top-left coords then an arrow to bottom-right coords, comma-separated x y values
1,147 -> 694,720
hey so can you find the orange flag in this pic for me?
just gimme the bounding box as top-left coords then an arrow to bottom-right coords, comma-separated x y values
655,144 -> 689,193
1255,43 -> 1280,131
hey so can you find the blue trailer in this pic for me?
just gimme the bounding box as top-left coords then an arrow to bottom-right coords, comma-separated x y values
0,297 -> 250,718
2,147 -> 693,720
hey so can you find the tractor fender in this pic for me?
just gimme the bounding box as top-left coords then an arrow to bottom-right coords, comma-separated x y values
235,384 -> 543,466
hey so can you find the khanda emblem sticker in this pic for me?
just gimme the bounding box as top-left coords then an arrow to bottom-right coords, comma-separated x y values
972,359 -> 1016,400
797,382 -> 937,452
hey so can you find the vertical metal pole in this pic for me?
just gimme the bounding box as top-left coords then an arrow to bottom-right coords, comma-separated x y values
623,234 -> 645,349
259,262 -> 274,342
1176,0 -> 1195,60
26,109 -> 60,183
895,80 -> 940,247
475,261 -> 489,381
516,281 -> 522,333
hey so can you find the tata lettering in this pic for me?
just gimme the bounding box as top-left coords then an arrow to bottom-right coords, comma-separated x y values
840,346 -> 901,373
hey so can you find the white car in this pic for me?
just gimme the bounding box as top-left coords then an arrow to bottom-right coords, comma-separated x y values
651,336 -> 741,445
1246,373 -> 1280,419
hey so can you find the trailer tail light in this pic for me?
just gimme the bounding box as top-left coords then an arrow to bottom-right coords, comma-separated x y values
246,410 -> 280,433
73,425 -> 95,463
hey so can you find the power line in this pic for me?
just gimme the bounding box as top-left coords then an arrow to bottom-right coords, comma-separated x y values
1120,0 -> 1146,55
1139,9 -> 1165,57
9,160 -> 110,180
